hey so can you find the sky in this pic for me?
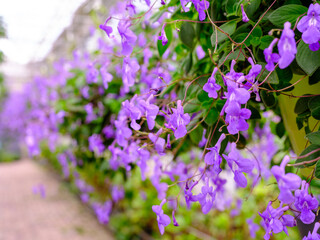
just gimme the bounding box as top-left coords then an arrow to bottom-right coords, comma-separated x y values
0,0 -> 86,64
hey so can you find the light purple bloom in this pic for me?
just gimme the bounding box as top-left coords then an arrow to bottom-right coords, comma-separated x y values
196,178 -> 216,214
184,181 -> 198,209
88,134 -> 105,155
247,217 -> 260,238
196,45 -> 205,59
93,200 -> 112,224
297,3 -> 320,50
303,222 -> 320,240
271,155 -> 301,204
139,94 -> 159,130
100,64 -> 113,89
165,100 -> 190,139
86,63 -> 99,84
112,185 -> 125,202
198,129 -> 207,148
204,134 -> 225,174
149,128 -> 166,154
223,143 -> 253,188
294,180 -> 319,224
122,57 -> 140,93
278,22 -> 297,69
99,17 -> 113,38
84,103 -> 96,123
122,95 -> 142,130
203,67 -> 221,99
259,201 -> 296,240
180,0 -> 210,21
263,38 -> 279,71
241,4 -> 249,22
118,20 -> 137,56
158,24 -> 168,46
152,199 -> 171,235
32,184 -> 46,198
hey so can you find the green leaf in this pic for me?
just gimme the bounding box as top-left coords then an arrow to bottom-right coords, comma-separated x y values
294,95 -> 312,114
296,41 -> 320,75
309,96 -> 320,120
251,27 -> 262,38
157,24 -> 173,57
315,160 -> 320,179
204,108 -> 219,126
245,0 -> 261,18
197,90 -> 210,102
225,0 -> 238,16
218,49 -> 245,65
250,37 -> 261,47
268,4 -> 307,28
183,52 -> 193,74
276,67 -> 293,82
259,35 -> 274,50
295,144 -> 320,168
233,33 -> 252,46
211,21 -> 237,46
248,105 -> 261,119
179,22 -> 196,49
276,121 -> 285,138
261,91 -> 276,108
306,131 -> 320,145
184,99 -> 202,114
257,62 -> 279,84
189,125 -> 203,145
309,68 -> 320,85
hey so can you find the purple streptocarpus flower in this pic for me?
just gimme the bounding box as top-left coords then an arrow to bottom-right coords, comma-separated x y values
85,103 -> 96,123
152,199 -> 171,235
259,201 -> 296,240
117,20 -> 137,56
196,177 -> 216,214
263,38 -> 279,72
196,45 -> 205,59
111,185 -> 125,202
223,143 -> 253,188
180,0 -> 210,21
99,17 -> 113,38
165,100 -> 190,139
297,3 -> 320,50
271,155 -> 301,204
184,181 -> 198,209
122,57 -> 140,93
245,57 -> 262,101
303,222 -> 320,240
241,4 -> 249,22
294,180 -> 319,224
122,95 -> 142,130
225,101 -> 251,135
166,134 -> 171,149
278,22 -> 297,69
114,117 -> 132,147
93,200 -> 112,225
32,184 -> 46,198
203,67 -> 221,99
198,129 -> 207,148
158,24 -> 168,46
88,134 -> 105,155
86,63 -> 99,84
100,64 -> 113,89
247,217 -> 260,238
172,210 -> 179,226
139,94 -> 159,130
204,134 -> 225,174
149,128 -> 166,154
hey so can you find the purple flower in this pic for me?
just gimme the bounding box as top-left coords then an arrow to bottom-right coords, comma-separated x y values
118,20 -> 137,56
198,129 -> 207,148
158,24 -> 168,46
196,46 -> 205,59
165,100 -> 190,139
223,143 -> 253,188
100,64 -> 113,89
294,180 -> 319,224
122,57 -> 140,93
86,63 -> 99,84
297,3 -> 320,50
99,17 -> 113,38
172,210 -> 179,226
241,4 -> 249,22
180,0 -> 210,21
225,101 -> 251,135
32,184 -> 46,198
112,185 -> 125,202
115,116 -> 132,147
263,38 -> 279,71
303,222 -> 320,240
196,178 -> 216,214
184,181 -> 198,209
278,22 -> 297,69
259,201 -> 296,240
149,128 -> 166,154
203,67 -> 221,99
84,103 -> 97,123
93,200 -> 112,224
139,94 -> 159,130
247,217 -> 260,238
271,155 -> 301,204
122,95 -> 142,130
152,199 -> 171,235
88,134 -> 105,155
204,134 -> 225,174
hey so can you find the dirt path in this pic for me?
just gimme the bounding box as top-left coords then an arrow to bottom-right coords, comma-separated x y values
0,159 -> 114,240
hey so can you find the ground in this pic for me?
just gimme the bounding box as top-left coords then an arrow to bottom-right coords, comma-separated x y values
0,159 -> 114,240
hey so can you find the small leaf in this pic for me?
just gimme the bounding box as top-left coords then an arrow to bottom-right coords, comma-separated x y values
309,96 -> 320,120
189,125 -> 203,145
251,27 -> 262,38
257,62 -> 279,84
309,68 -> 320,85
261,91 -> 276,108
245,0 -> 261,18
204,108 -> 219,126
211,21 -> 237,46
307,131 -> 320,145
315,160 -> 320,179
268,4 -> 307,28
295,95 -> 312,114
296,41 -> 320,76
295,144 -> 320,168
276,67 -> 293,82
197,90 -> 210,102
233,33 -> 252,46
276,121 -> 285,138
248,105 -> 261,119
259,35 -> 274,50
179,22 -> 196,49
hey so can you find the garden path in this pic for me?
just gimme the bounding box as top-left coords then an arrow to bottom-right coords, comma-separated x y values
0,159 -> 114,240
